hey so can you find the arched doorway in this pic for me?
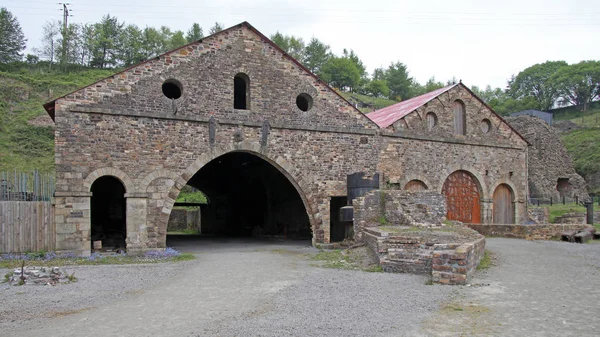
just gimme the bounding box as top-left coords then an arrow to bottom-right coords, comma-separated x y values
493,184 -> 515,224
404,180 -> 428,192
173,151 -> 311,240
90,176 -> 126,251
442,170 -> 482,223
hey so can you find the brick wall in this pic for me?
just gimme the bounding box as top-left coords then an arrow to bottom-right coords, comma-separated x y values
353,190 -> 446,242
467,223 -> 594,240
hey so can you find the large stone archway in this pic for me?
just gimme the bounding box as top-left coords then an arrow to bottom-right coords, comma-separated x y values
143,143 -> 316,249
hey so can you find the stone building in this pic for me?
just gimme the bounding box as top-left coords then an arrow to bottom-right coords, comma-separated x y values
505,115 -> 589,202
43,22 -> 529,256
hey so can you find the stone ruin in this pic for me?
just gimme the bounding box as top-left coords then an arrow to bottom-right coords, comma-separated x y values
505,115 -> 589,202
6,266 -> 74,286
352,190 -> 486,285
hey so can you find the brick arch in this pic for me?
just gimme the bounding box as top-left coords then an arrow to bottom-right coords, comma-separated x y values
155,142 -> 315,238
140,169 -> 181,193
438,165 -> 488,198
83,168 -> 135,193
399,175 -> 433,192
490,179 -> 519,203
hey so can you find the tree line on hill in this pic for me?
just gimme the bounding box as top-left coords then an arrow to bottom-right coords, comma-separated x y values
1,7 -> 598,115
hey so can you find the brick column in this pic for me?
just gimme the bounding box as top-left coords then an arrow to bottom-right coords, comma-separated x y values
54,191 -> 93,257
124,193 -> 149,255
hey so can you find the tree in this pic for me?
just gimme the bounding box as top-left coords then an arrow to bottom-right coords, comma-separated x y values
169,30 -> 187,50
141,27 -> 165,59
303,37 -> 330,75
37,20 -> 61,64
209,22 -> 224,35
385,62 -> 414,101
186,23 -> 203,42
118,24 -> 144,66
472,85 -> 537,115
343,49 -> 367,92
57,23 -> 82,64
509,61 -> 568,111
0,7 -> 26,63
270,32 -> 305,61
320,56 -> 361,91
365,79 -> 390,98
90,15 -> 124,68
552,60 -> 600,111
411,77 -> 445,97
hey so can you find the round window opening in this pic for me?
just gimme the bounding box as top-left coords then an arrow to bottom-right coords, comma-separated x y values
296,93 -> 313,112
162,79 -> 183,99
481,118 -> 492,133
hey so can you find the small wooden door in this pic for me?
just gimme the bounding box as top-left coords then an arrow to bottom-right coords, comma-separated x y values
404,180 -> 428,192
442,171 -> 481,223
493,184 -> 515,224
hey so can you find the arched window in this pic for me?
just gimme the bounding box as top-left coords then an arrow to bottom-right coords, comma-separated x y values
234,73 -> 250,110
453,100 -> 466,135
426,112 -> 437,130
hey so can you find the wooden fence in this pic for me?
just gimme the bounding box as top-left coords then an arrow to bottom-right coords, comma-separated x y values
0,171 -> 55,253
0,201 -> 55,253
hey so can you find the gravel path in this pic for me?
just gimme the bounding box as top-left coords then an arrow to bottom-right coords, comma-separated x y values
422,238 -> 600,336
0,238 -> 452,337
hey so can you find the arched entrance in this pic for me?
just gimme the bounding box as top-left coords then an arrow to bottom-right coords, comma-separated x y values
442,170 -> 482,223
404,180 -> 428,192
173,151 -> 311,239
90,176 -> 126,251
493,184 -> 515,224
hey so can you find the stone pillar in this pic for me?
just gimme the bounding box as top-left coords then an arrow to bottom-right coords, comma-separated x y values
54,191 -> 93,257
482,199 -> 493,224
124,193 -> 148,255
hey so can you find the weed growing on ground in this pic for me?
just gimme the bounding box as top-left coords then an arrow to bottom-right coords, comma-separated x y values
0,248 -> 194,268
477,250 -> 492,270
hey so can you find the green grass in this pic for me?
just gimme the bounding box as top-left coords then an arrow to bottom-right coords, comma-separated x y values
167,229 -> 200,235
544,203 -> 587,223
311,249 -> 383,272
559,109 -> 600,194
338,91 -> 398,113
0,253 -> 195,269
477,250 -> 492,270
0,62 -> 114,173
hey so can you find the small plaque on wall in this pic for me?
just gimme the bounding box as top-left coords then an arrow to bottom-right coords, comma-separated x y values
69,211 -> 84,218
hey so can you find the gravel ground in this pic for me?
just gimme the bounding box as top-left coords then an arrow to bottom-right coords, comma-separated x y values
0,238 -> 453,337
0,261 -> 195,331
4,237 -> 597,337
422,238 -> 600,336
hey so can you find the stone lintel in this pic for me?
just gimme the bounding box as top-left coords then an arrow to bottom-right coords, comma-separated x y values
55,191 -> 93,197
125,192 -> 150,198
69,108 -> 377,136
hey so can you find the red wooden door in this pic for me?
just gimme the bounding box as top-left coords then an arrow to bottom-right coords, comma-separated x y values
493,184 -> 515,224
442,171 -> 482,223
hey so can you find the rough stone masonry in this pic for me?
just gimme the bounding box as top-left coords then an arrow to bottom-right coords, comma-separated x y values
44,22 -> 530,256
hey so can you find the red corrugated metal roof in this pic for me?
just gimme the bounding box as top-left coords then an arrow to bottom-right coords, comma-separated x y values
366,84 -> 457,128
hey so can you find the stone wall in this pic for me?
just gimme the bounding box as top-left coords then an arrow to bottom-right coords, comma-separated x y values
353,190 -> 446,242
363,226 -> 485,285
167,208 -> 200,231
527,207 -> 549,224
51,24 -> 380,255
467,223 -> 594,240
505,115 -> 589,201
47,22 -> 529,256
378,85 -> 529,224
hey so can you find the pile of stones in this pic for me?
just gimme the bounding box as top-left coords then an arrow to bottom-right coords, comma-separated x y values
6,266 -> 74,286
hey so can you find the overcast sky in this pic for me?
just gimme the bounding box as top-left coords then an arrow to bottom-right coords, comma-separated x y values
5,0 -> 599,89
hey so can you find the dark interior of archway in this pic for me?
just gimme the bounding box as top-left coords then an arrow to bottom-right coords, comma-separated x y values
185,152 -> 311,239
91,176 -> 126,250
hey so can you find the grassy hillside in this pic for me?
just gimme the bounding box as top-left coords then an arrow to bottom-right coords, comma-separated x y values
338,91 -> 398,113
0,63 -> 113,173
560,109 -> 600,194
